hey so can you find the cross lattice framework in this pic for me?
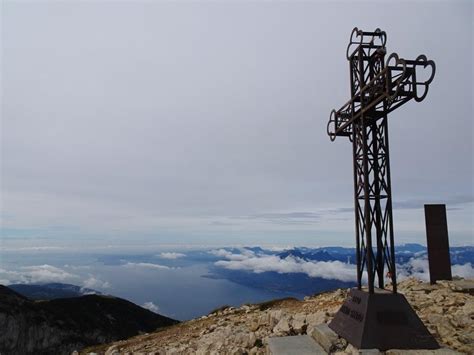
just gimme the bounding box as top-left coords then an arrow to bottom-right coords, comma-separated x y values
327,28 -> 435,294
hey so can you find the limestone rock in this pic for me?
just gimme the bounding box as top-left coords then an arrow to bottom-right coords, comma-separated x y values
310,323 -> 339,353
290,313 -> 307,334
249,318 -> 260,332
104,345 -> 119,355
305,311 -> 327,328
272,317 -> 291,335
268,310 -> 283,328
344,344 -> 382,354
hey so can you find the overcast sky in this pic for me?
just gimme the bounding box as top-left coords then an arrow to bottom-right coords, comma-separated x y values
1,0 -> 473,249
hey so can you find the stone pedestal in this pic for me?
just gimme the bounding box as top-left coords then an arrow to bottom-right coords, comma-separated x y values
329,288 -> 439,351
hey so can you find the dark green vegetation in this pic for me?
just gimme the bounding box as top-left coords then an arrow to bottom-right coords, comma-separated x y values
0,285 -> 178,355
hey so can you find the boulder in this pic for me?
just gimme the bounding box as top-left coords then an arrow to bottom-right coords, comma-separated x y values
310,323 -> 339,353
305,311 -> 327,328
272,317 -> 291,335
269,310 -> 283,328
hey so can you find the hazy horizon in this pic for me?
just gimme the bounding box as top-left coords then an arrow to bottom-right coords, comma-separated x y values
2,243 -> 473,320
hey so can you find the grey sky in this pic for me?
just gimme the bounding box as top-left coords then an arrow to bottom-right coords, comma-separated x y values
1,0 -> 473,248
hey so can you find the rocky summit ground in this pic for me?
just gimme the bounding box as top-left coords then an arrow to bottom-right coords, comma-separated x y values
81,278 -> 474,355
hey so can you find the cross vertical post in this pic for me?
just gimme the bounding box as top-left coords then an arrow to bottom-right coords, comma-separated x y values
328,28 -> 435,294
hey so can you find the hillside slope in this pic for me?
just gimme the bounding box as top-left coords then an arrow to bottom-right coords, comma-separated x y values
0,285 -> 178,355
83,278 -> 473,354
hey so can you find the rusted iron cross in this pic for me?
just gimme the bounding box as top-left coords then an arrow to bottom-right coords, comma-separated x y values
327,28 -> 435,293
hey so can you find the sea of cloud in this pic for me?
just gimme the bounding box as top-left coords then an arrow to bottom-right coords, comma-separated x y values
0,264 -> 79,285
212,249 -> 356,282
1,248 -> 472,294
210,248 -> 474,283
123,262 -> 173,270
159,252 -> 186,259
0,264 -> 110,291
397,257 -> 474,281
82,276 -> 111,290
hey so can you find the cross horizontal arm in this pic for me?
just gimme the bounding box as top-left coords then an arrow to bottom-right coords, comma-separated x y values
327,54 -> 435,141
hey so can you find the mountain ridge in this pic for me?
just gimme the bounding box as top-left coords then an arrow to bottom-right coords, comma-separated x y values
0,284 -> 178,355
8,282 -> 100,300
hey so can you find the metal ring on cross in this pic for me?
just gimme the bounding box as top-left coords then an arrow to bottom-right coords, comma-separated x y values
412,55 -> 436,102
346,27 -> 363,60
386,53 -> 407,101
327,109 -> 337,141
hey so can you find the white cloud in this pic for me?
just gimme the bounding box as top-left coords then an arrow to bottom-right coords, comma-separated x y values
22,265 -> 78,283
64,264 -> 92,270
123,262 -> 171,270
0,269 -> 21,284
0,264 -> 79,285
452,263 -> 474,279
214,252 -> 356,282
213,250 -> 474,283
0,279 -> 11,285
82,276 -> 111,290
397,258 -> 431,282
142,301 -> 160,313
22,265 -> 77,283
159,252 -> 186,259
210,249 -> 235,258
0,265 -> 114,291
210,248 -> 255,261
397,257 -> 474,281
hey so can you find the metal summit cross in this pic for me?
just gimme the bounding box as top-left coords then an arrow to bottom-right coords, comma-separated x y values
326,28 -> 438,350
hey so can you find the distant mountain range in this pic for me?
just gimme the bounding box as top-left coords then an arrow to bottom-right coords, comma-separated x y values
206,243 -> 473,296
211,243 -> 473,264
8,283 -> 99,300
0,284 -> 178,355
273,243 -> 473,264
